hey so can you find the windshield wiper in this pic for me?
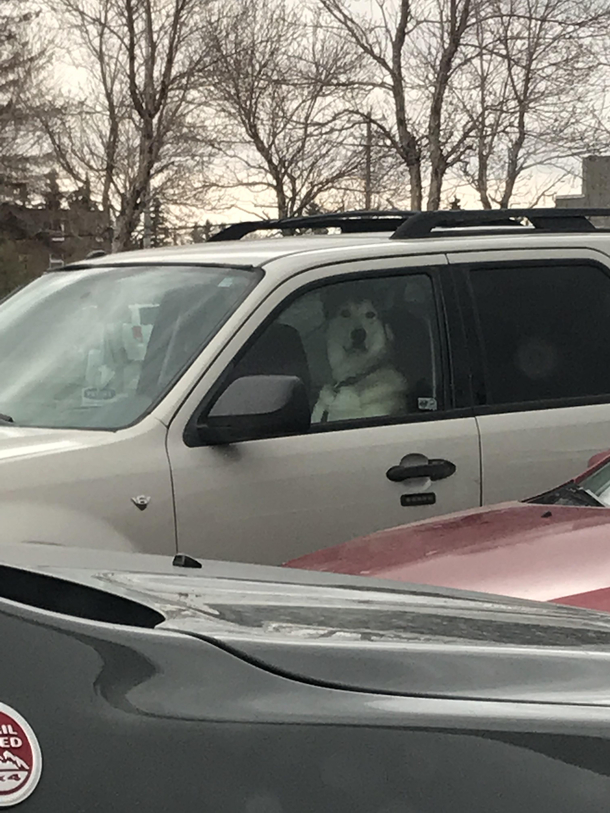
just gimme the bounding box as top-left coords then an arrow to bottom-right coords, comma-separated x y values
529,481 -> 604,508
0,413 -> 14,424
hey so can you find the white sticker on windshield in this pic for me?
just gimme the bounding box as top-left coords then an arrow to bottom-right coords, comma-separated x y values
218,278 -> 235,287
82,387 -> 118,407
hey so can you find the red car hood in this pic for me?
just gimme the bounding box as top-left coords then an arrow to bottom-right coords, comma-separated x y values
285,502 -> 610,610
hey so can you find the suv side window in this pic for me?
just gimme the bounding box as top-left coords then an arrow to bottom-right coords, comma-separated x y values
469,262 -> 610,406
230,273 -> 445,428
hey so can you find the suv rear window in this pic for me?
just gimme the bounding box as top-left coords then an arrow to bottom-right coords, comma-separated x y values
469,263 -> 610,406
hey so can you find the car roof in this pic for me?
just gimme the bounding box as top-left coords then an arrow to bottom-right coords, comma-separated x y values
80,233 -> 394,269
76,229 -> 610,278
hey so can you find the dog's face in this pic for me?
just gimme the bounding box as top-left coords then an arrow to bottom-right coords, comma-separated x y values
326,299 -> 393,381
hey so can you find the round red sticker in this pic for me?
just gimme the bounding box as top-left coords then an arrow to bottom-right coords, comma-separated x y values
0,704 -> 42,807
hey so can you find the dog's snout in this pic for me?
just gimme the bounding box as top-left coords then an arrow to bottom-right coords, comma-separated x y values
351,327 -> 366,347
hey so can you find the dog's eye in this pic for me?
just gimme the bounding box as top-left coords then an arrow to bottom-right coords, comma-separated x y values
365,311 -> 376,319
340,309 -> 350,318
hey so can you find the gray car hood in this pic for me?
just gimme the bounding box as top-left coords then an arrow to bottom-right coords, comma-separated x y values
2,544 -> 610,705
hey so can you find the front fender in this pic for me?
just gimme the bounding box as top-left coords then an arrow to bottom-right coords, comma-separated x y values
0,500 -> 139,551
0,420 -> 176,556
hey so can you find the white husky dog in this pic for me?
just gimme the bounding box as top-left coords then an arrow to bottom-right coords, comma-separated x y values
312,298 -> 407,423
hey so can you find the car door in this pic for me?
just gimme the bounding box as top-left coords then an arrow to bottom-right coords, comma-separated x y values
166,253 -> 481,564
448,247 -> 610,503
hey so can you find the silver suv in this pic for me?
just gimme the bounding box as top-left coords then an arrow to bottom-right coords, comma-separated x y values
0,207 -> 609,562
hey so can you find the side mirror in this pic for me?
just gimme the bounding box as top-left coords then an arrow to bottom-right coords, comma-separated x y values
196,375 -> 311,445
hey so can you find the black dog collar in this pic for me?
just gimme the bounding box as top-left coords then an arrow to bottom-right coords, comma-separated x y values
320,360 -> 388,423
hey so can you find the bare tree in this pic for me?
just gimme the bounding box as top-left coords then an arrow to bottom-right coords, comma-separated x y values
41,0 -> 210,250
316,0 -> 422,208
317,0 -> 481,210
198,0 -> 366,219
419,0 -> 477,209
457,0 -> 607,207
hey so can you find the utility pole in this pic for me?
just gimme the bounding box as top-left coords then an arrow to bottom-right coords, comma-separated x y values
142,30 -> 152,250
364,113 -> 372,210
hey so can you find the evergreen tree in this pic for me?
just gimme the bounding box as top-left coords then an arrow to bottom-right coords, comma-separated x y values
0,0 -> 44,200
150,195 -> 170,247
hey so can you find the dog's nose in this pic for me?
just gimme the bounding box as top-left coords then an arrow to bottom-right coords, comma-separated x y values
351,327 -> 366,347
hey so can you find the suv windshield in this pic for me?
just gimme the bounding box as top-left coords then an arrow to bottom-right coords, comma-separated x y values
0,264 -> 258,429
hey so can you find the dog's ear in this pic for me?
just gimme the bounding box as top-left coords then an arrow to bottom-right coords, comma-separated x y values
320,285 -> 345,320
320,282 -> 386,320
358,290 -> 385,317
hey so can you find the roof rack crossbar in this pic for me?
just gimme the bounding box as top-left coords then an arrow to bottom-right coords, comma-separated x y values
391,208 -> 610,240
208,210 -> 414,241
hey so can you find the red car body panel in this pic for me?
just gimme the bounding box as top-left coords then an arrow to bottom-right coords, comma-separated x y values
285,470 -> 610,612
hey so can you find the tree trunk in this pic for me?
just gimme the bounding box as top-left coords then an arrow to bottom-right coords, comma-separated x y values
426,155 -> 446,210
276,182 -> 289,219
408,161 -> 422,210
393,81 -> 422,209
477,147 -> 492,209
392,0 -> 422,210
499,85 -> 528,208
426,0 -> 471,210
113,116 -> 157,250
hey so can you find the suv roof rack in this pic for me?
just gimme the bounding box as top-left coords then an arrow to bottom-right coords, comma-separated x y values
208,210 -> 414,241
391,208 -> 610,239
208,207 -> 610,244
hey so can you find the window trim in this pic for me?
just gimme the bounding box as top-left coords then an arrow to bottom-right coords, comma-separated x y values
455,257 -> 610,415
185,264 -> 467,446
438,262 -> 477,410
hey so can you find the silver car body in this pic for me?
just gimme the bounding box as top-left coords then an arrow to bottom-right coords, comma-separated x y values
0,233 -> 609,560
